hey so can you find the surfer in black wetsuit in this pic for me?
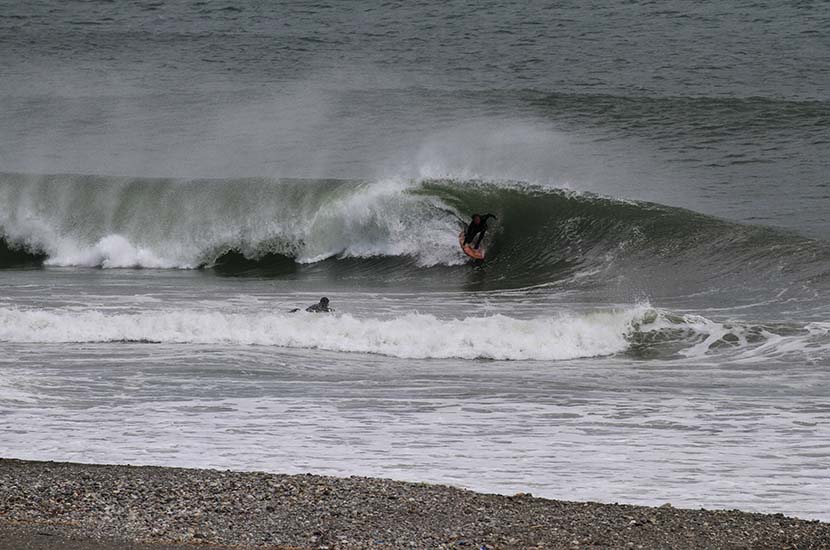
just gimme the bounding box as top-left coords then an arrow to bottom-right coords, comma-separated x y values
290,297 -> 334,313
463,213 -> 497,249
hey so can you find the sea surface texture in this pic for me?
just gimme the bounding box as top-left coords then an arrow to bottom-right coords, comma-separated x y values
1,1 -> 829,520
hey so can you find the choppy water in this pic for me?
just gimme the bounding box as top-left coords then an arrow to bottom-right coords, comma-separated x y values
1,0 -> 829,520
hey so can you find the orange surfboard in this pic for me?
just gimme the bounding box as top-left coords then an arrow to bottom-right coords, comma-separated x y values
459,232 -> 485,261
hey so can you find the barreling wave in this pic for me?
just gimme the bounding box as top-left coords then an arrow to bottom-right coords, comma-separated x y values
1,172 -> 827,291
1,304 -> 826,362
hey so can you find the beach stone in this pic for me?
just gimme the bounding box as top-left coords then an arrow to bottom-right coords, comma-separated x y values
1,458 -> 829,550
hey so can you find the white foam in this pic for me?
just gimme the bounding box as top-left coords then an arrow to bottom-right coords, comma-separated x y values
627,308 -> 830,363
45,234 -> 184,269
0,306 -> 644,361
294,178 -> 463,266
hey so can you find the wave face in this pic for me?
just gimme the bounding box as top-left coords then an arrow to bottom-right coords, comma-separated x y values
1,172 -> 828,292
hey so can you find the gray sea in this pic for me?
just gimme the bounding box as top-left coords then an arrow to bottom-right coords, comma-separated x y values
1,1 -> 829,520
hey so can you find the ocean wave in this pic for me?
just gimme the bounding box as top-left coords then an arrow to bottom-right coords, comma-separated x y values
0,306 -> 643,361
1,305 -> 822,362
1,172 -> 827,291
0,173 -> 462,270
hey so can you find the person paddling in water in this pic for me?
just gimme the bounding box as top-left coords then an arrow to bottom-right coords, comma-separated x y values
463,213 -> 497,250
291,297 -> 334,313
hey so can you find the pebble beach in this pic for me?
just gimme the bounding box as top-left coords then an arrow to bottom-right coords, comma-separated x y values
1,458 -> 828,550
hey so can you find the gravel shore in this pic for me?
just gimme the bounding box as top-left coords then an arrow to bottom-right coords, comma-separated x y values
1,458 -> 827,549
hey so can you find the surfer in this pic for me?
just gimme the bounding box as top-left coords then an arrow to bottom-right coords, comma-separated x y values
290,297 -> 334,313
463,213 -> 497,250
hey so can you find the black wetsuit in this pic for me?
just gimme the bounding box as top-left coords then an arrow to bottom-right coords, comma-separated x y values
290,300 -> 334,313
463,214 -> 496,249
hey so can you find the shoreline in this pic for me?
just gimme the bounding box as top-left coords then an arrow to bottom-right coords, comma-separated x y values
1,458 -> 828,549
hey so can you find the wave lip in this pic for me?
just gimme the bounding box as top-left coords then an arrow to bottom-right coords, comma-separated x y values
0,307 -> 644,361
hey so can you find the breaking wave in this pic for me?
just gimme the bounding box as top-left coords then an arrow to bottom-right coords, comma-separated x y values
2,172 -> 828,292
0,306 -> 642,361
1,305 -> 826,362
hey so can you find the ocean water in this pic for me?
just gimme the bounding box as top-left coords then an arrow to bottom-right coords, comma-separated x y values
2,1 -> 830,520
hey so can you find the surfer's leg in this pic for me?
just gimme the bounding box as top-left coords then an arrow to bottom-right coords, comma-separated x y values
473,230 -> 485,249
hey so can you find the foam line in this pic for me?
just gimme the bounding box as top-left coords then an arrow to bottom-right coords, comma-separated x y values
0,307 -> 645,361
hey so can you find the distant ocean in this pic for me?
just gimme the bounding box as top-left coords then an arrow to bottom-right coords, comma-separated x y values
1,1 -> 829,520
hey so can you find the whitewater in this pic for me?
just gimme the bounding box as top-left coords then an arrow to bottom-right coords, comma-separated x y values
0,307 -> 641,361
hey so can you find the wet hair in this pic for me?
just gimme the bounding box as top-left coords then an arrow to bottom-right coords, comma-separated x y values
320,297 -> 329,305
471,213 -> 481,221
